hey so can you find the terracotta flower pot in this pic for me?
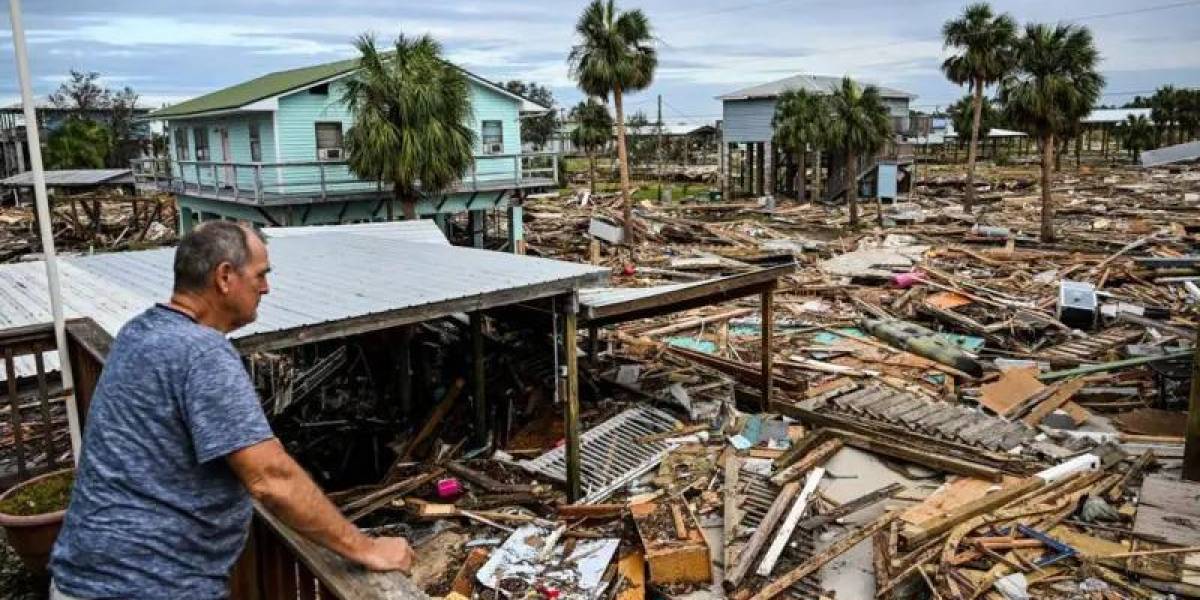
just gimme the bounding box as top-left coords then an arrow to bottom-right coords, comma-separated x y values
0,468 -> 73,574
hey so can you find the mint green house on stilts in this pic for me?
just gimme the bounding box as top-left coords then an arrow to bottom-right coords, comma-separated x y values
133,56 -> 556,251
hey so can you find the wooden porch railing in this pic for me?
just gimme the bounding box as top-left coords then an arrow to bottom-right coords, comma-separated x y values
130,153 -> 559,205
0,318 -> 426,599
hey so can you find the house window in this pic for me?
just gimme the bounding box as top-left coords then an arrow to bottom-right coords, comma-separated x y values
193,127 -> 210,161
315,122 -> 344,160
175,128 -> 189,161
481,120 -> 503,154
249,123 -> 262,162
309,83 -> 330,95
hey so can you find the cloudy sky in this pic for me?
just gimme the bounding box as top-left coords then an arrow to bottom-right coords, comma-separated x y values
3,0 -> 1198,123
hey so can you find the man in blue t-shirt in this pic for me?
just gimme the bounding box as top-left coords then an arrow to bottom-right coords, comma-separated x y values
49,221 -> 412,599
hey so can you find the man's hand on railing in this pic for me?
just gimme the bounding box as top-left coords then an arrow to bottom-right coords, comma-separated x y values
352,536 -> 414,574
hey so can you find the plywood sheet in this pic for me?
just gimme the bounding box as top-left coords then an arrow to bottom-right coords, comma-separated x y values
1134,476 -> 1200,547
979,367 -> 1044,417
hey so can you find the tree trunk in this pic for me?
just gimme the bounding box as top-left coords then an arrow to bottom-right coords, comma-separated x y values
1040,135 -> 1056,244
586,148 -> 597,195
1054,139 -> 1064,172
612,84 -> 634,244
796,149 -> 806,203
813,150 -> 822,201
400,187 -> 416,220
847,150 -> 859,227
964,80 -> 983,211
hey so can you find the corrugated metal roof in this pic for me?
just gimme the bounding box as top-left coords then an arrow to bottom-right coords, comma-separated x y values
1,233 -> 608,380
1141,140 -> 1200,167
578,283 -> 692,309
0,169 -> 133,187
261,220 -> 450,245
718,74 -> 916,101
1083,108 -> 1153,124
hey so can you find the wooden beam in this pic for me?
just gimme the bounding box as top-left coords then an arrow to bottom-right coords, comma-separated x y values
750,511 -> 900,600
470,312 -> 486,445
760,285 -> 775,411
563,295 -> 582,502
723,480 -> 801,589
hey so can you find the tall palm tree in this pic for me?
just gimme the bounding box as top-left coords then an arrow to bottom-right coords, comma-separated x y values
772,89 -> 826,203
948,93 -> 997,154
942,2 -> 1017,212
1150,85 -> 1180,146
341,33 -> 476,220
568,0 -> 657,242
570,99 -> 614,194
999,23 -> 1103,243
1116,114 -> 1154,162
826,77 -> 893,227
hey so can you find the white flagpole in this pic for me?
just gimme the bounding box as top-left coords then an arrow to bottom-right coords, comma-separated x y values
8,0 -> 82,462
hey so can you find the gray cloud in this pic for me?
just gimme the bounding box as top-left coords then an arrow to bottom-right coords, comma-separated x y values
1,0 -> 1197,115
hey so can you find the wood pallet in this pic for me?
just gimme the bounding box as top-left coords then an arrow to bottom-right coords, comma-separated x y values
1040,327 -> 1143,364
819,384 -> 1035,452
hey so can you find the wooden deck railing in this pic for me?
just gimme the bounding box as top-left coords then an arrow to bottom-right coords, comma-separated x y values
0,318 -> 426,599
131,153 -> 559,205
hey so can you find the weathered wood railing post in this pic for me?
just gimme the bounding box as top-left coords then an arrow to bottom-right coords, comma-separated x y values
232,165 -> 239,202
562,294 -> 581,502
194,163 -> 202,195
212,164 -> 219,197
253,165 -> 263,203
319,162 -> 327,202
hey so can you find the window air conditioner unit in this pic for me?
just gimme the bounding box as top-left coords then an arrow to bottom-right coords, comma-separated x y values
487,143 -> 503,154
318,147 -> 343,160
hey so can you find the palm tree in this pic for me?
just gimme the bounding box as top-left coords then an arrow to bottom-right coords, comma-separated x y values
826,77 -> 893,227
1116,114 -> 1154,162
942,3 -> 1017,212
570,99 -> 614,194
999,23 -> 1103,243
341,33 -> 476,220
1150,85 -> 1180,146
948,93 -> 997,153
772,89 -> 826,203
568,0 -> 657,242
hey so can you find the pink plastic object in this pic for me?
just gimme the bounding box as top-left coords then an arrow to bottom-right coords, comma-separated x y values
436,478 -> 463,499
892,272 -> 922,289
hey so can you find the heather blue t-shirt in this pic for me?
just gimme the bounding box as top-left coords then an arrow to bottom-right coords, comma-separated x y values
50,305 -> 275,599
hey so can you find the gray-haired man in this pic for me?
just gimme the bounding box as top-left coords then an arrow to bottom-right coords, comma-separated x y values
49,221 -> 411,599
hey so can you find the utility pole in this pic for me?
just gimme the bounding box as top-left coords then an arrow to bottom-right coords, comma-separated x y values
8,0 -> 81,461
656,94 -> 663,202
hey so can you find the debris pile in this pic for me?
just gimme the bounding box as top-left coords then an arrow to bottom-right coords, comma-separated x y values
0,192 -> 176,262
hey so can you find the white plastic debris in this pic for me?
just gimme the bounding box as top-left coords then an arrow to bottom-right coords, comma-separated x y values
994,573 -> 1029,600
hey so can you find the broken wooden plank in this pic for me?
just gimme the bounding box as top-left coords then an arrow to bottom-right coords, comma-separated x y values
749,510 -> 901,600
757,467 -> 824,576
769,438 -> 843,486
724,480 -> 801,589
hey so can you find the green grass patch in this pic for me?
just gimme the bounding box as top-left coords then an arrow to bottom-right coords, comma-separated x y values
0,471 -> 73,516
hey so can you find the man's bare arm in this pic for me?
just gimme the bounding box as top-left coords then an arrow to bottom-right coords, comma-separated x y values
227,438 -> 412,572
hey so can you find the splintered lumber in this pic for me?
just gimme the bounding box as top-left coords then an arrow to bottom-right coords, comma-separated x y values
341,470 -> 444,522
1106,450 -> 1155,502
750,510 -> 900,600
631,499 -> 712,585
724,480 -> 801,589
556,503 -> 626,519
902,478 -> 1042,546
637,307 -> 754,337
450,548 -> 490,597
402,378 -> 465,460
1021,378 -> 1086,426
723,453 -> 743,578
801,482 -> 903,530
770,438 -> 843,486
834,431 -> 1003,482
757,467 -> 824,576
979,367 -> 1044,417
445,461 -> 538,494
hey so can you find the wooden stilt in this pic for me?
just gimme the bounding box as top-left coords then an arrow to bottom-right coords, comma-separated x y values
470,312 -> 486,445
563,295 -> 582,501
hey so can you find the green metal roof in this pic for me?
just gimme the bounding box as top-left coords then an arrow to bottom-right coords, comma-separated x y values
150,55 -> 549,120
150,57 -> 361,119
